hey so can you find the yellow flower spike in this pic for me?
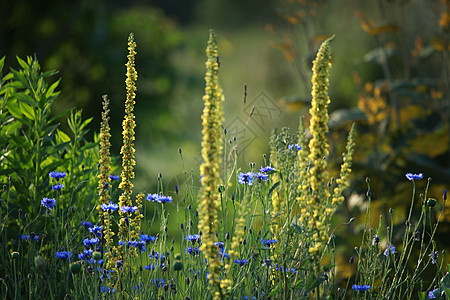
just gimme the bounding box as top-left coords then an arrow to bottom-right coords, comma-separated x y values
198,29 -> 227,299
305,35 -> 334,256
97,95 -> 115,269
118,33 -> 139,264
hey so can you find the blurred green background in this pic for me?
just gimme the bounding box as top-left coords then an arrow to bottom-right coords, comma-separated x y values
2,0 -> 449,269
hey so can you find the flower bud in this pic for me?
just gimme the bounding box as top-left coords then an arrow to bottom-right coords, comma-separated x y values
173,260 -> 183,271
70,262 -> 81,274
34,255 -> 46,270
427,198 -> 437,207
12,252 -> 20,260
92,251 -> 102,261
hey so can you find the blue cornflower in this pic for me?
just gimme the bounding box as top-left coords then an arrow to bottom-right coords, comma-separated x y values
145,264 -> 157,271
130,240 -> 146,252
83,237 -> 100,248
89,225 -> 103,237
49,171 -> 66,180
41,197 -> 56,210
80,221 -> 93,228
429,251 -> 439,264
100,286 -> 116,294
405,173 -> 423,181
352,284 -> 370,291
51,183 -> 64,191
78,249 -> 93,260
109,174 -> 120,181
384,245 -> 397,256
55,251 -> 72,261
186,246 -> 200,256
233,259 -> 249,266
260,238 -> 278,247
19,234 -> 39,241
372,234 -> 380,245
140,234 -> 156,244
101,202 -> 119,212
288,143 -> 302,151
255,172 -> 269,182
185,234 -> 201,242
260,166 -> 275,173
151,278 -> 165,287
146,193 -> 159,202
120,206 -> 138,213
214,242 -> 225,249
428,288 -> 439,299
157,195 -> 172,204
238,172 -> 255,185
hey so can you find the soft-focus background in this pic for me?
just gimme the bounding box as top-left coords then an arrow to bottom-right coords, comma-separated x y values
2,0 -> 449,257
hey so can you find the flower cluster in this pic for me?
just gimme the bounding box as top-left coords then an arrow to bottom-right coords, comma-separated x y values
49,171 -> 66,180
55,251 -> 72,261
146,193 -> 173,204
238,171 -> 270,186
41,197 -> 56,210
405,173 -> 423,181
384,245 -> 397,256
352,284 -> 370,292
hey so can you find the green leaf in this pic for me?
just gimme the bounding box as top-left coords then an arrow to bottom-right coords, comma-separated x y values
16,93 -> 37,107
268,181 -> 281,199
305,275 -> 326,294
19,102 -> 36,120
56,129 -> 71,144
0,56 -> 5,74
292,224 -> 302,234
45,79 -> 60,98
16,56 -> 29,71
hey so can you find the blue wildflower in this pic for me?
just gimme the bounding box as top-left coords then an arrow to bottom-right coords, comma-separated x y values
428,288 -> 439,299
238,172 -> 255,185
255,172 -> 269,182
146,193 -> 159,202
233,259 -> 249,266
157,195 -> 172,204
145,264 -> 157,271
51,183 -> 64,191
80,221 -> 93,228
19,234 -> 39,241
384,245 -> 397,256
260,166 -> 275,173
120,206 -> 138,213
109,174 -> 120,181
352,284 -> 370,291
372,234 -> 380,245
41,197 -> 56,210
260,238 -> 278,247
405,173 -> 423,181
429,251 -> 438,264
186,246 -> 200,256
185,234 -> 201,242
288,143 -> 302,151
140,234 -> 156,244
89,225 -> 103,237
78,249 -> 93,260
49,171 -> 66,180
83,237 -> 100,248
100,286 -> 116,294
101,202 -> 119,212
55,251 -> 72,261
214,242 -> 225,249
130,240 -> 146,252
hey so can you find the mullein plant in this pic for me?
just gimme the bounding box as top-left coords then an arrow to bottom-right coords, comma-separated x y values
97,95 -> 114,262
117,33 -> 141,266
296,36 -> 356,277
198,29 -> 231,299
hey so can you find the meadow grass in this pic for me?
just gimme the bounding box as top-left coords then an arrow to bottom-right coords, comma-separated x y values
0,31 -> 448,300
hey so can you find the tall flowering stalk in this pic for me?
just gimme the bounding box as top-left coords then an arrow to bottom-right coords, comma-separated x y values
97,95 -> 114,260
304,36 -> 334,256
118,33 -> 140,259
198,29 -> 227,299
